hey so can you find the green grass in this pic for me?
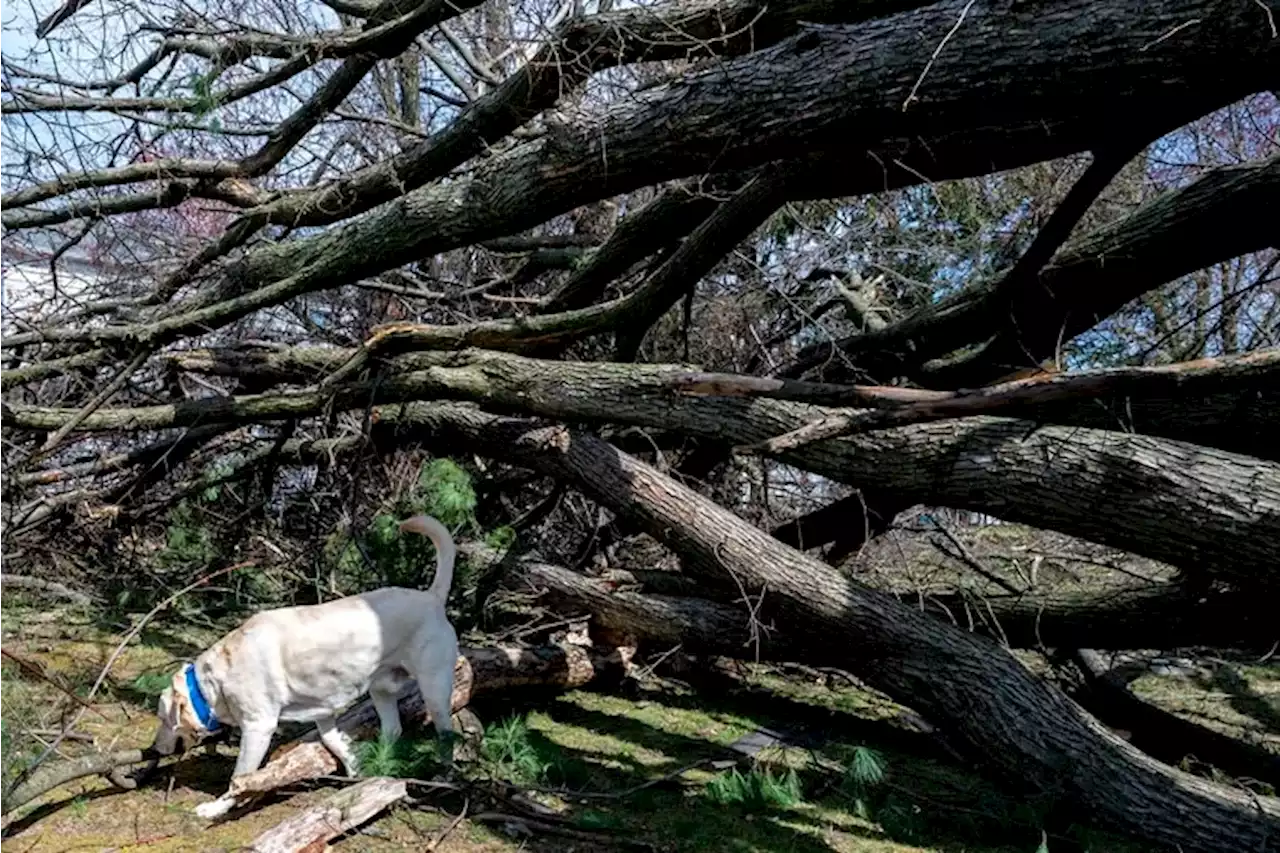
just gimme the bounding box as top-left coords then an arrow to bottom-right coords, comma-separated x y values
356,733 -> 443,779
131,671 -> 172,700
480,714 -> 550,786
705,765 -> 804,810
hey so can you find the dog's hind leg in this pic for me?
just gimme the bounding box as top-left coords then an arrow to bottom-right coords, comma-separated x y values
413,646 -> 458,766
369,671 -> 405,742
316,715 -> 360,776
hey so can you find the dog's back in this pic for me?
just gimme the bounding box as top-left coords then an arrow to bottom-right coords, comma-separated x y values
218,587 -> 449,722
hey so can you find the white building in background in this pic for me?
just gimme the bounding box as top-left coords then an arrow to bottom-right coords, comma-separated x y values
1,238 -> 107,334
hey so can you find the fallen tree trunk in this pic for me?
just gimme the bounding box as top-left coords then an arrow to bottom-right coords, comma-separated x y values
110,349 -> 1280,589
401,403 -> 1280,853
1069,650 -> 1280,789
246,777 -> 406,853
914,583 -> 1279,651
523,562 -> 1280,784
228,641 -> 631,800
525,558 -> 1278,654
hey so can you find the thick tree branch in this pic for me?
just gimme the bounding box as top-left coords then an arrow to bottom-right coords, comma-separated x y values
542,176 -> 744,313
366,402 -> 1280,852
14,349 -> 1275,589
251,0 -> 930,233
833,136 -> 1145,377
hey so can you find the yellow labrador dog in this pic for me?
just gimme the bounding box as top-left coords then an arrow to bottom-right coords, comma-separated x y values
152,515 -> 459,819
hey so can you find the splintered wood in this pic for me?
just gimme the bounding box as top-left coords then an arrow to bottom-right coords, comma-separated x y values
247,777 -> 406,853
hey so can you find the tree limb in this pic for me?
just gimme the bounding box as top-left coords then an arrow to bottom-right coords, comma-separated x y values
367,402 -> 1280,852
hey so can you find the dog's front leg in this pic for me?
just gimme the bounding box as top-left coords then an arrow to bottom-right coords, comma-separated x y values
315,716 -> 360,777
232,724 -> 276,776
194,724 -> 275,820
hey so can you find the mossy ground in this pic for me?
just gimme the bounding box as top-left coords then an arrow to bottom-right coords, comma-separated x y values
2,584 -> 1267,853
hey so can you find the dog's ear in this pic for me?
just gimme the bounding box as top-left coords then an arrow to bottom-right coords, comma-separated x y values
170,672 -> 203,733
174,691 -> 202,733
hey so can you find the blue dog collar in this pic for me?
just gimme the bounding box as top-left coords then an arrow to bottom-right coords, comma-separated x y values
184,664 -> 220,733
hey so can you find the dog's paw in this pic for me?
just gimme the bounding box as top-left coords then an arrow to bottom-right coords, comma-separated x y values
194,798 -> 235,820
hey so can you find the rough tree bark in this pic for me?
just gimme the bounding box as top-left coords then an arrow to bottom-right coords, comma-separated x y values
527,558 -> 1280,650
8,0 -> 1275,356
382,402 -> 1280,853
522,562 -> 1280,792
72,349 -> 1273,589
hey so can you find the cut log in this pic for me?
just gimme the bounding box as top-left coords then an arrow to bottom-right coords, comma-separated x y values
402,403 -> 1280,853
229,641 -> 632,799
246,777 -> 406,853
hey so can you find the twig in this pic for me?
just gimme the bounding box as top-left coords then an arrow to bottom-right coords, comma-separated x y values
931,524 -> 1022,596
473,812 -> 657,850
536,758 -> 713,801
0,649 -> 108,719
902,0 -> 977,111
35,348 -> 152,457
425,797 -> 469,851
1253,0 -> 1278,38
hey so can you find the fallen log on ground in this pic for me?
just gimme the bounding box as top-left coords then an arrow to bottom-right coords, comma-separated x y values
1,748 -> 159,818
1068,649 -> 1280,788
1,642 -> 630,816
247,777 -> 406,853
228,641 -> 632,800
403,403 -> 1280,853
525,562 -> 1280,786
915,583 -> 1278,651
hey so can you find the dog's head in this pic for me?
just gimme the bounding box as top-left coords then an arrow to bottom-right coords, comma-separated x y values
153,668 -> 206,755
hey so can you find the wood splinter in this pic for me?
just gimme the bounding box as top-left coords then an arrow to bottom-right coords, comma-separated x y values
246,776 -> 407,853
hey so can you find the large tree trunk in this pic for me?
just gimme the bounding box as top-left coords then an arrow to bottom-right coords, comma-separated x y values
529,558 -> 1277,652
524,561 -> 1280,793
380,353 -> 1280,590
53,349 -> 1280,588
13,0 -> 1272,353
1019,389 -> 1279,462
395,402 -> 1280,853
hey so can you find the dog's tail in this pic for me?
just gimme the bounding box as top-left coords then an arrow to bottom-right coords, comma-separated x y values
399,514 -> 456,598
